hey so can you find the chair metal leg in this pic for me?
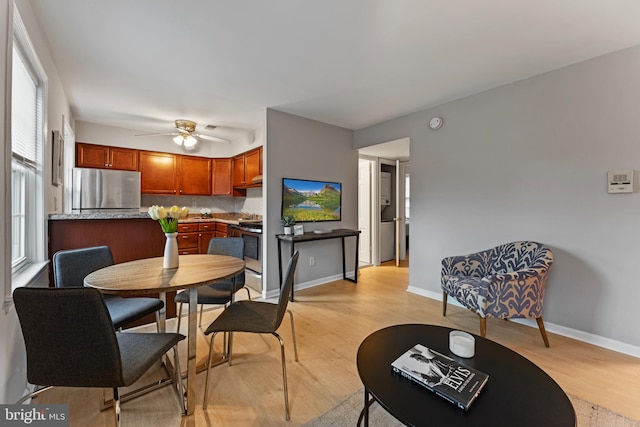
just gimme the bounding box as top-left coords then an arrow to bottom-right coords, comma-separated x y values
113,388 -> 120,427
155,310 -> 161,333
287,309 -> 299,362
244,287 -> 251,300
15,385 -> 54,404
442,292 -> 448,316
203,332 -> 218,409
172,344 -> 186,414
536,316 -> 551,348
272,332 -> 291,421
176,303 -> 183,333
479,317 -> 487,337
228,332 -> 234,366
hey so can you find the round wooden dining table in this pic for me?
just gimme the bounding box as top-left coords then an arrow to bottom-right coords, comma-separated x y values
84,254 -> 245,416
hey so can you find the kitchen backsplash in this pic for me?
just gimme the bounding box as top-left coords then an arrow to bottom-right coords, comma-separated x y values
141,187 -> 263,215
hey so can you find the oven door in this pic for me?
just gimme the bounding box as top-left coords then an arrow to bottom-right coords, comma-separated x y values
239,230 -> 262,274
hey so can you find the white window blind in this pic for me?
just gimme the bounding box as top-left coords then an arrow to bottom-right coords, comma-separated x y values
11,44 -> 40,168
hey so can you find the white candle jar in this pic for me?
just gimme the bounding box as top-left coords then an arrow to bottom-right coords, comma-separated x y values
449,330 -> 475,358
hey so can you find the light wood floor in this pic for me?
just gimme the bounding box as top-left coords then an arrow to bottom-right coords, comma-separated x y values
36,260 -> 640,426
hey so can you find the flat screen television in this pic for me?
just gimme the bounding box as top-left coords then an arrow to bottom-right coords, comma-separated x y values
282,178 -> 341,223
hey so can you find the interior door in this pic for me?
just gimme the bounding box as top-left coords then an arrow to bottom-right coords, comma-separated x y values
394,161 -> 409,266
358,159 -> 372,264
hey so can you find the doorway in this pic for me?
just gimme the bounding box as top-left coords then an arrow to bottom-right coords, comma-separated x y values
358,138 -> 410,267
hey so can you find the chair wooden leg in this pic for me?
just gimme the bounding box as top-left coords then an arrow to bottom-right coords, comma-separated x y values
198,304 -> 204,327
536,317 -> 550,348
479,317 -> 487,337
442,292 -> 448,316
273,332 -> 291,421
244,287 -> 252,300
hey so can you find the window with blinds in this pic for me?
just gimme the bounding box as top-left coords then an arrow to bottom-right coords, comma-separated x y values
11,45 -> 40,169
11,37 -> 44,273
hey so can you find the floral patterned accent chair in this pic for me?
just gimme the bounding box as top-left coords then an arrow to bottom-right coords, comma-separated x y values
441,241 -> 554,347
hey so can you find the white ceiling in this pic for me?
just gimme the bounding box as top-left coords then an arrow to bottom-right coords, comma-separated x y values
28,0 -> 640,144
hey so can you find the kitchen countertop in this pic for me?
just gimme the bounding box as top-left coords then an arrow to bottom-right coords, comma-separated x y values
48,211 -> 260,225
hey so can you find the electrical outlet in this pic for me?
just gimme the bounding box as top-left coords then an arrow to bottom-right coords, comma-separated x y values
309,256 -> 315,266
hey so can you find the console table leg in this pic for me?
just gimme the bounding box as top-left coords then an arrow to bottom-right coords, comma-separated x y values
354,234 -> 359,283
290,242 -> 296,301
341,237 -> 347,281
277,239 -> 283,288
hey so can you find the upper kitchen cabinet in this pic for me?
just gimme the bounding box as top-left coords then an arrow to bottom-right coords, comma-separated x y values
232,147 -> 263,195
178,156 -> 211,195
139,151 -> 178,194
140,151 -> 213,195
245,147 -> 261,183
212,158 -> 232,196
76,142 -> 138,171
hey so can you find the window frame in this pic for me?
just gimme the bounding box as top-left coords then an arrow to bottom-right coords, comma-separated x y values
6,5 -> 48,300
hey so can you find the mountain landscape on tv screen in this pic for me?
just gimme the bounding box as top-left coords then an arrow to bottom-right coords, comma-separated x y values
283,182 -> 341,222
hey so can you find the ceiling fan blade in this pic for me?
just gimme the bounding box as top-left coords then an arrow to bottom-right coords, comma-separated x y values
195,133 -> 232,144
134,132 -> 178,137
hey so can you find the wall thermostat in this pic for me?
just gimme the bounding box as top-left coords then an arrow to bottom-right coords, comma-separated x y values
607,170 -> 634,193
429,117 -> 443,130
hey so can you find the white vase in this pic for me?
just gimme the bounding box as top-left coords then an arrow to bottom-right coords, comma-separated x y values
163,232 -> 179,269
284,226 -> 292,235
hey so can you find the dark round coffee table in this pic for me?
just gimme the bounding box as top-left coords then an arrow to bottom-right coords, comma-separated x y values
357,324 -> 576,427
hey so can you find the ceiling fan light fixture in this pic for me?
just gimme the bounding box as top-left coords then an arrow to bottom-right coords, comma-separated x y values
173,134 -> 184,145
183,135 -> 197,148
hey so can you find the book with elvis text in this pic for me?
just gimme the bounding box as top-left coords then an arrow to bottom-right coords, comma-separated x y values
391,343 -> 489,411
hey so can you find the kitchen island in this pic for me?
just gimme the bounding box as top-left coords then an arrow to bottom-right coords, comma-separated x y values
48,211 -> 261,327
48,213 -> 175,327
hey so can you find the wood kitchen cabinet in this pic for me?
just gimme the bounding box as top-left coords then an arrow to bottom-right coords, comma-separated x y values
177,223 -> 200,255
178,156 -> 211,195
212,158 -> 232,195
139,151 -> 178,194
232,154 -> 245,188
178,221 -> 228,255
198,222 -> 216,253
215,222 -> 228,238
76,142 -> 138,171
140,151 -> 212,195
232,147 -> 262,196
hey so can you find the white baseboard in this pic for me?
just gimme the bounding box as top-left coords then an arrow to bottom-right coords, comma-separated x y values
265,271 -> 355,300
408,286 -> 640,358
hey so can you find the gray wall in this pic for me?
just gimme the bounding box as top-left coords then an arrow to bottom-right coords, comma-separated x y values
354,46 -> 640,350
265,109 -> 356,295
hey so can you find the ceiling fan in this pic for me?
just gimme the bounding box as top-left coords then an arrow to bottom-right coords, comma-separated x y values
135,119 -> 231,148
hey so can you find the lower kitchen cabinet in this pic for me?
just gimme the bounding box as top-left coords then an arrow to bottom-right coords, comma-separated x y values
178,221 -> 229,255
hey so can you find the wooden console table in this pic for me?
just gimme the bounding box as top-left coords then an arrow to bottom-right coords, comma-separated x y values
276,228 -> 360,301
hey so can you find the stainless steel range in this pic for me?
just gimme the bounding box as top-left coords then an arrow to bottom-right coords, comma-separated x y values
229,221 -> 262,292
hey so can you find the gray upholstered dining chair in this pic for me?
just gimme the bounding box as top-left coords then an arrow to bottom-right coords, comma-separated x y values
202,251 -> 299,421
13,287 -> 185,427
175,237 -> 250,331
52,246 -> 164,330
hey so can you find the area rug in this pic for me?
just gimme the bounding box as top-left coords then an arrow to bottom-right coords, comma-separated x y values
303,388 -> 640,427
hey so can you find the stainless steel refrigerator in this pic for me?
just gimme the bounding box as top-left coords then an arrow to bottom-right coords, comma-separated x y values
72,168 -> 141,211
